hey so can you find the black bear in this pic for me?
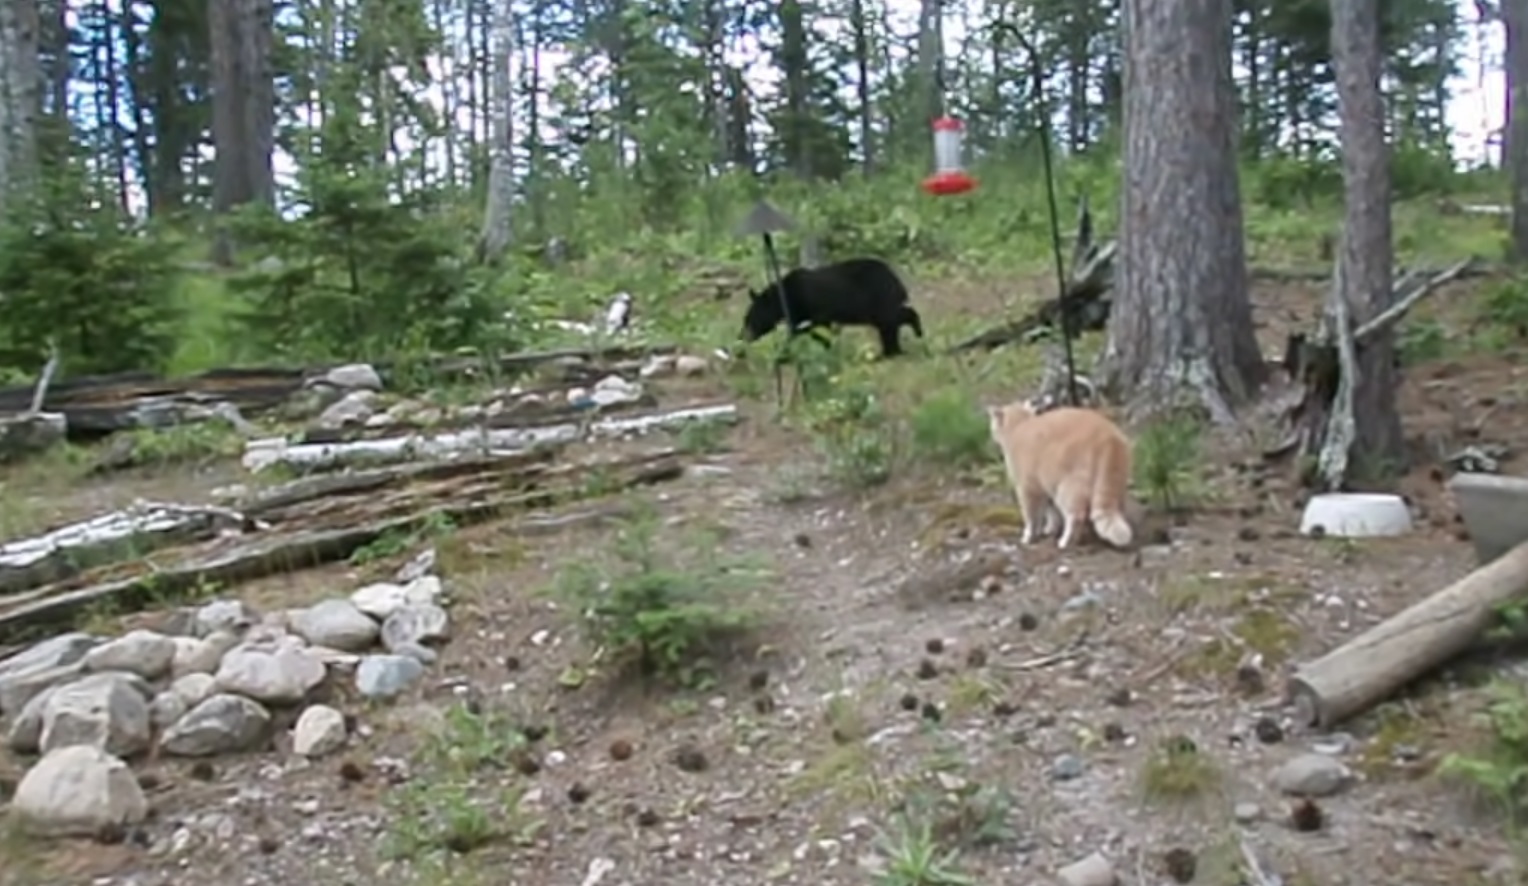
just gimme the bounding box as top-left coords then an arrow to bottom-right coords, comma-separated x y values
739,257 -> 924,358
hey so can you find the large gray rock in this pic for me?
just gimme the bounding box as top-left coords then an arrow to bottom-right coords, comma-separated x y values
12,745 -> 147,837
83,629 -> 177,680
0,634 -> 98,714
39,672 -> 152,757
161,693 -> 273,757
290,599 -> 380,651
213,630 -> 326,705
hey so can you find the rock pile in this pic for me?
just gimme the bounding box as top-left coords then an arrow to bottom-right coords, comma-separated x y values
0,547 -> 449,838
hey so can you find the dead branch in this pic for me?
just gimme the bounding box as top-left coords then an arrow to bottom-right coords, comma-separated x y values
0,450 -> 687,637
28,341 -> 59,416
947,201 -> 1115,354
1315,254 -> 1361,490
1352,258 -> 1475,341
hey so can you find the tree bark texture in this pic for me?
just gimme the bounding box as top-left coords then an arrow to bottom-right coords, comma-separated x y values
1507,0 -> 1528,261
1331,0 -> 1406,473
1103,0 -> 1265,420
209,0 -> 275,265
0,0 -> 41,217
478,0 -> 515,263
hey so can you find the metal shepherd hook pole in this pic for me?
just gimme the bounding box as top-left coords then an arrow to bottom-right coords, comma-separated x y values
991,18 -> 1080,407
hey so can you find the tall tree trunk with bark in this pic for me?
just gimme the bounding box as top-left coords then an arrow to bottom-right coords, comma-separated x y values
1330,0 -> 1405,477
1100,0 -> 1265,420
209,0 -> 274,265
1507,0 -> 1528,260
0,0 -> 41,217
478,0 -> 515,264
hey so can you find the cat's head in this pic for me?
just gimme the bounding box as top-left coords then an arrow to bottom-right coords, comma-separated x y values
985,399 -> 1043,436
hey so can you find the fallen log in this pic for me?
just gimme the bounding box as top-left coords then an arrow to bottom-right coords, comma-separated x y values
229,446 -> 561,518
0,345 -> 680,440
294,387 -> 658,446
242,402 -> 739,473
948,200 -> 1114,354
0,450 -> 687,637
1286,537 -> 1528,729
0,502 -> 255,596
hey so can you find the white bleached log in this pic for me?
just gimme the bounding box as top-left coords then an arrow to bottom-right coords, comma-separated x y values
0,500 -> 255,595
243,403 -> 739,473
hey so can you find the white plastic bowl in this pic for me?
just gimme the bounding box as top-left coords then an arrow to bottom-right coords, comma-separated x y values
1299,492 -> 1413,538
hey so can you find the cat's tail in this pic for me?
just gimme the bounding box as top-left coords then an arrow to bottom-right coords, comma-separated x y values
1089,439 -> 1134,548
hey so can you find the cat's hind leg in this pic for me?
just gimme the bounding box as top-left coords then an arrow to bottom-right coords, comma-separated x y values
1017,482 -> 1050,545
1052,480 -> 1093,549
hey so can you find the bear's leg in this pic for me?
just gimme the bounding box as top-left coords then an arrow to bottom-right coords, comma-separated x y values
876,324 -> 904,357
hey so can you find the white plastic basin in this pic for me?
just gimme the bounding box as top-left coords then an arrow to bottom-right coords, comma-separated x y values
1299,492 -> 1413,538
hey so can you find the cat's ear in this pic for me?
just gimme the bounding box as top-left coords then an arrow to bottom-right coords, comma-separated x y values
985,405 -> 1003,423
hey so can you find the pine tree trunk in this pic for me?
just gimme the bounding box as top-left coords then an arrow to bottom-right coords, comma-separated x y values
1101,0 -> 1266,421
478,0 -> 516,264
1508,0 -> 1528,261
1330,0 -> 1405,478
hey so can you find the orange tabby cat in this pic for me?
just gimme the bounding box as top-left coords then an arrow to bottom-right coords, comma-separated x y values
986,399 -> 1134,549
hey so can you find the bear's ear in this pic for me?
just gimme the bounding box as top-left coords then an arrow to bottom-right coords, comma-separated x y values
746,288 -> 761,301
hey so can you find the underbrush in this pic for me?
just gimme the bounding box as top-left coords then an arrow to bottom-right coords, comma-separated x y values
547,506 -> 771,690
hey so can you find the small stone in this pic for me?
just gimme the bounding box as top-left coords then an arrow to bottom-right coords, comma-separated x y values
1057,851 -> 1117,886
965,647 -> 988,668
379,603 -> 450,653
349,582 -> 410,621
292,704 -> 348,758
1102,722 -> 1127,742
1234,802 -> 1262,823
1051,753 -> 1086,781
635,807 -> 661,827
355,655 -> 426,699
195,600 -> 256,636
1273,753 -> 1352,797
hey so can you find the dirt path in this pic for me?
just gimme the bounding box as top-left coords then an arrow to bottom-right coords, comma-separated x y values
6,273 -> 1528,885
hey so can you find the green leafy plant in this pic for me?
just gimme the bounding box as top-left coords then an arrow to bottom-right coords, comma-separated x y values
550,507 -> 768,688
1439,680 -> 1528,828
872,814 -> 977,886
1133,413 -> 1205,511
908,388 -> 994,468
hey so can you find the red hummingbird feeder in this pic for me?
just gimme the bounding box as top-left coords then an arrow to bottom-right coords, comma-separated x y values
921,116 -> 977,196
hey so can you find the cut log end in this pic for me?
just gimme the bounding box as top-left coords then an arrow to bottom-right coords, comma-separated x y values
1287,677 -> 1324,730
